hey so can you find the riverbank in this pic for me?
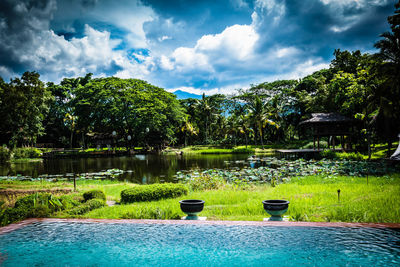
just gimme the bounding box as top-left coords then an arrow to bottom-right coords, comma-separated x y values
2,174 -> 399,223
163,142 -> 399,160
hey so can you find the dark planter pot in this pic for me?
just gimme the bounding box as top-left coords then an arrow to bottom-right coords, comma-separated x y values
179,199 -> 205,218
262,200 -> 289,221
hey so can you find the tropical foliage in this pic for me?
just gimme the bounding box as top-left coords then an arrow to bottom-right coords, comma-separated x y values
0,2 -> 399,153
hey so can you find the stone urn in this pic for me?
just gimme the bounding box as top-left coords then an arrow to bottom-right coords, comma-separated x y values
179,199 -> 205,220
262,200 -> 289,221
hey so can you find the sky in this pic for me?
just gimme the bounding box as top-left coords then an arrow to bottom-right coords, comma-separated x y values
0,0 -> 396,95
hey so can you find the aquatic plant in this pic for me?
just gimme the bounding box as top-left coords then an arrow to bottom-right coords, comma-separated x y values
176,157 -> 400,185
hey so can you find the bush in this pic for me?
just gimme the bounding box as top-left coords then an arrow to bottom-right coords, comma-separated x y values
83,190 -> 106,202
120,183 -> 188,204
0,146 -> 11,162
320,150 -> 337,159
187,173 -> 226,191
12,147 -> 42,159
0,193 -> 66,226
67,199 -> 106,215
0,207 -> 28,226
320,150 -> 365,161
58,195 -> 81,210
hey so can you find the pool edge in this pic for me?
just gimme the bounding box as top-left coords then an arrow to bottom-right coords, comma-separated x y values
1,218 -> 400,234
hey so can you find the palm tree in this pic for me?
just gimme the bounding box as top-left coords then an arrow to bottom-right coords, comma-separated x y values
181,118 -> 198,147
64,113 -> 76,148
247,96 -> 278,149
195,93 -> 212,144
373,1 -> 400,155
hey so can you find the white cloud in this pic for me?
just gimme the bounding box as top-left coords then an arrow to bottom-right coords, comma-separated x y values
161,23 -> 259,73
0,66 -> 17,81
275,47 -> 301,58
265,59 -> 330,81
54,0 -> 156,49
158,35 -> 171,42
160,55 -> 174,70
254,0 -> 285,23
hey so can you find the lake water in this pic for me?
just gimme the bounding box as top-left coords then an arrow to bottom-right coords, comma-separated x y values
0,154 -> 252,184
1,221 -> 399,266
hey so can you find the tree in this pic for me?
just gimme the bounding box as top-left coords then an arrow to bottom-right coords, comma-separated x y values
373,0 -> 400,155
0,72 -> 52,146
247,96 -> 278,149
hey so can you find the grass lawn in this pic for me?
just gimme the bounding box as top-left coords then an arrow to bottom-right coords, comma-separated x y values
2,174 -> 399,223
13,174 -> 393,223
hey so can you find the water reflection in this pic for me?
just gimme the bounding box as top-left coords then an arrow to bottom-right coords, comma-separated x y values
0,154 -> 251,184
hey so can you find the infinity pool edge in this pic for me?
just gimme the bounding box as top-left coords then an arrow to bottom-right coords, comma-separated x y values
1,218 -> 400,235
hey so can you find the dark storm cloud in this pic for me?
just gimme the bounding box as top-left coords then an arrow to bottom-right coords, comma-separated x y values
0,0 -> 56,76
254,0 -> 393,59
0,0 -> 397,93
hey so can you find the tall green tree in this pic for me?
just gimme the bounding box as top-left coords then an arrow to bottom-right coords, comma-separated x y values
374,0 -> 400,155
0,72 -> 52,146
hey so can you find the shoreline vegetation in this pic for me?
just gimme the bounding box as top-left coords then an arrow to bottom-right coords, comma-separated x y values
1,141 -> 398,162
1,174 -> 399,225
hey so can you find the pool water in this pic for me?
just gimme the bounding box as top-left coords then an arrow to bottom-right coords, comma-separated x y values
1,222 -> 399,266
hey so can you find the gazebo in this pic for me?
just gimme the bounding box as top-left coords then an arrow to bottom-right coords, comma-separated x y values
299,113 -> 355,151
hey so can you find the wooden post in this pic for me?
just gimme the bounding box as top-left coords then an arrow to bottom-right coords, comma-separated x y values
73,174 -> 77,192
317,136 -> 320,151
332,136 -> 335,150
337,189 -> 341,202
341,135 -> 344,151
313,136 -> 316,150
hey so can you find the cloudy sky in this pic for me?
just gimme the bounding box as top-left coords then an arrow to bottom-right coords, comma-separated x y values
0,0 -> 396,94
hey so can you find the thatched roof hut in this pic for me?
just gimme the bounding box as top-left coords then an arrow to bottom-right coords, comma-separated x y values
299,113 -> 355,150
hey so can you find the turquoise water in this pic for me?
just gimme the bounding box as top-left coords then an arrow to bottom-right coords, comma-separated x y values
1,222 -> 400,266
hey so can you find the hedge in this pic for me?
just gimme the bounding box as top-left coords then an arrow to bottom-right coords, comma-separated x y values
67,199 -> 106,215
120,183 -> 188,204
83,190 -> 106,202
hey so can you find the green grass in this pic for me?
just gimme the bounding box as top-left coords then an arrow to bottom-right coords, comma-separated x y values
176,145 -> 275,155
170,141 -> 399,158
82,175 -> 400,223
0,179 -> 132,206
2,175 -> 399,223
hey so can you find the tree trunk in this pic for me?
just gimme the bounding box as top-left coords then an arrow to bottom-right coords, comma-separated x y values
81,132 -> 85,149
259,123 -> 264,149
387,141 -> 392,158
70,130 -> 73,149
367,132 -> 371,160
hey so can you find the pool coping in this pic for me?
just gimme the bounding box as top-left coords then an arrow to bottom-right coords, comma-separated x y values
1,218 -> 400,234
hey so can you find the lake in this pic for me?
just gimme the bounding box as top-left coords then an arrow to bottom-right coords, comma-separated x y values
0,154 -> 252,184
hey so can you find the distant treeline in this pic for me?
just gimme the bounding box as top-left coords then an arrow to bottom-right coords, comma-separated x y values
0,2 -> 399,152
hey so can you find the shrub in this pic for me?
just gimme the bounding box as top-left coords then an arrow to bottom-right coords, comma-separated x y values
12,147 -> 42,159
339,152 -> 364,161
83,190 -> 106,202
58,195 -> 81,210
187,174 -> 226,191
120,183 -> 188,204
0,193 -> 64,226
320,150 -> 337,159
0,207 -> 28,226
0,146 -> 11,162
67,199 -> 105,215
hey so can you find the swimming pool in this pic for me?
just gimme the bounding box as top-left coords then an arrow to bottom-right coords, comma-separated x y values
1,220 -> 399,266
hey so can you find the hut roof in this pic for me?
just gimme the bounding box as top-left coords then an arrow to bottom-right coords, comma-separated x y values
299,113 -> 354,125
